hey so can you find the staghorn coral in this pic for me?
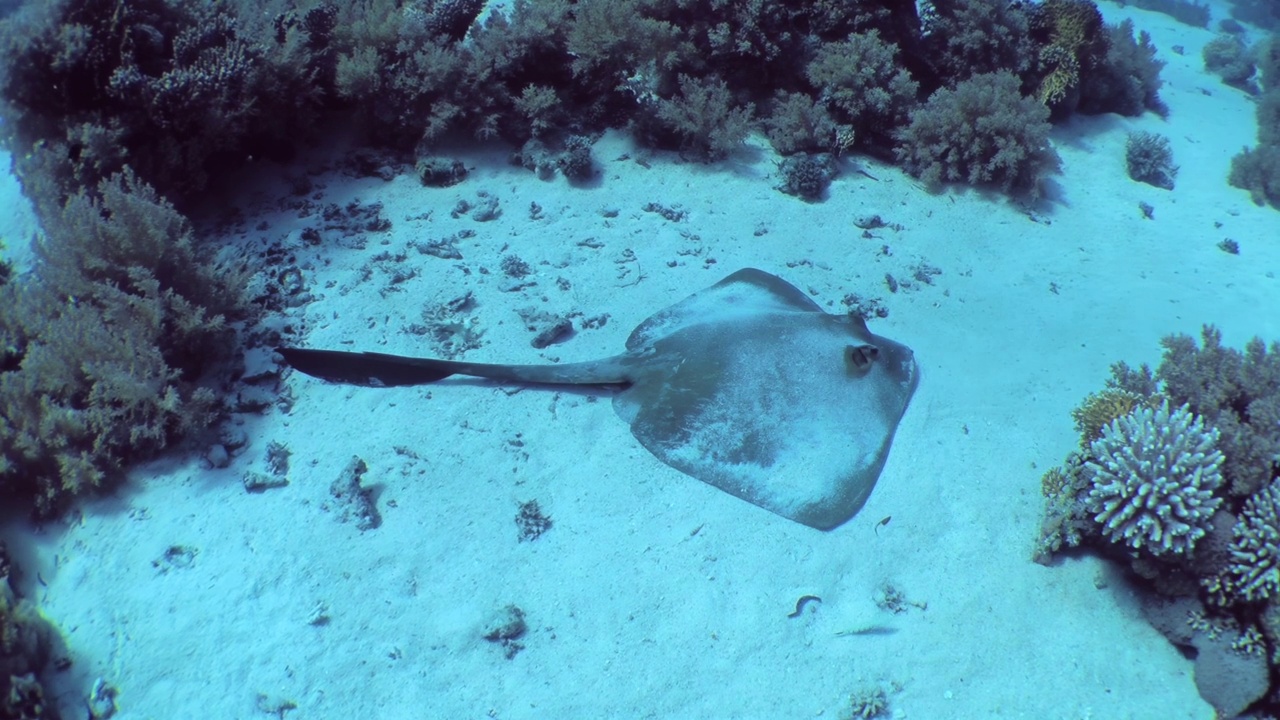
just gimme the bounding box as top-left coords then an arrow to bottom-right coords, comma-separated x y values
1036,44 -> 1081,106
1040,465 -> 1071,497
1084,400 -> 1224,556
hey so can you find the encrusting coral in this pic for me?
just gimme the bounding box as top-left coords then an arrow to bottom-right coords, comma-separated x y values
1084,400 -> 1224,556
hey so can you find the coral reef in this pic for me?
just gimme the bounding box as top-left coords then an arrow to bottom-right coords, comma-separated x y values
894,71 -> 1061,195
1230,0 -> 1280,30
1261,90 -> 1280,147
1157,326 -> 1280,498
0,550 -> 52,720
1033,453 -> 1095,563
1125,131 -> 1177,189
1227,478 -> 1280,601
805,30 -> 919,150
1142,596 -> 1269,717
0,169 -> 245,513
1230,144 -> 1280,208
763,91 -> 848,157
0,0 -> 328,202
1084,401 -> 1224,556
1203,34 -> 1257,88
1078,19 -> 1167,117
1129,0 -> 1211,28
1023,2 -> 1167,118
1070,388 -> 1149,445
1227,39 -> 1280,209
1040,330 -> 1280,714
3,0 -> 1173,206
917,0 -> 1036,83
643,74 -> 754,161
776,153 -> 837,201
1028,0 -> 1108,112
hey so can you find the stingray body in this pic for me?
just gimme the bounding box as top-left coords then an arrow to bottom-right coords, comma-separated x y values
278,268 -> 919,530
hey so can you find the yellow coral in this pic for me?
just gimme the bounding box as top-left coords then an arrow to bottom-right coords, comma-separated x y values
1032,0 -> 1104,106
1036,50 -> 1079,105
1070,388 -> 1148,445
1040,466 -> 1069,497
1041,0 -> 1098,48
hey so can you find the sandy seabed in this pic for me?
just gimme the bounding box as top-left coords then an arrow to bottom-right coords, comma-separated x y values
2,3 -> 1277,718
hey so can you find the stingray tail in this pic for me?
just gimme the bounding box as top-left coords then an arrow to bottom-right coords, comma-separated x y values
275,348 -> 463,386
276,347 -> 632,388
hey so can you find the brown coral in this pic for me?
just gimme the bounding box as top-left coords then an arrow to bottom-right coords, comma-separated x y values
1070,388 -> 1148,445
0,570 -> 51,717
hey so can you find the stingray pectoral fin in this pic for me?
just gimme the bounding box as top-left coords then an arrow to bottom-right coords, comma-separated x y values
276,348 -> 463,386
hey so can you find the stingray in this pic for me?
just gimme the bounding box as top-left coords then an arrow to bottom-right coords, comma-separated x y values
276,268 -> 919,530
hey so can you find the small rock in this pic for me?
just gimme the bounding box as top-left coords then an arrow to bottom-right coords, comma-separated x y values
854,214 -> 887,230
484,605 -> 528,659
329,457 -> 380,531
244,471 -> 289,494
205,444 -> 230,469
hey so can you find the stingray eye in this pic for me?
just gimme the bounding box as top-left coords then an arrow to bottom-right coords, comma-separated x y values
845,344 -> 879,374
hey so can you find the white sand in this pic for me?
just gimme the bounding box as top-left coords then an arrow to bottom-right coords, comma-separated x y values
5,4 -> 1278,718
0,148 -> 38,271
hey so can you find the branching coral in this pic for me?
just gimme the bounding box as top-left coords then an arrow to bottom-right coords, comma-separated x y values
805,30 -> 919,146
0,169 -> 244,513
1157,326 -> 1280,497
1077,19 -> 1166,116
1084,400 -> 1224,556
918,0 -> 1036,83
0,0 -> 330,201
1029,0 -> 1107,110
647,74 -> 754,161
894,71 -> 1060,195
1227,478 -> 1280,600
1071,388 -> 1149,445
1125,131 -> 1177,189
